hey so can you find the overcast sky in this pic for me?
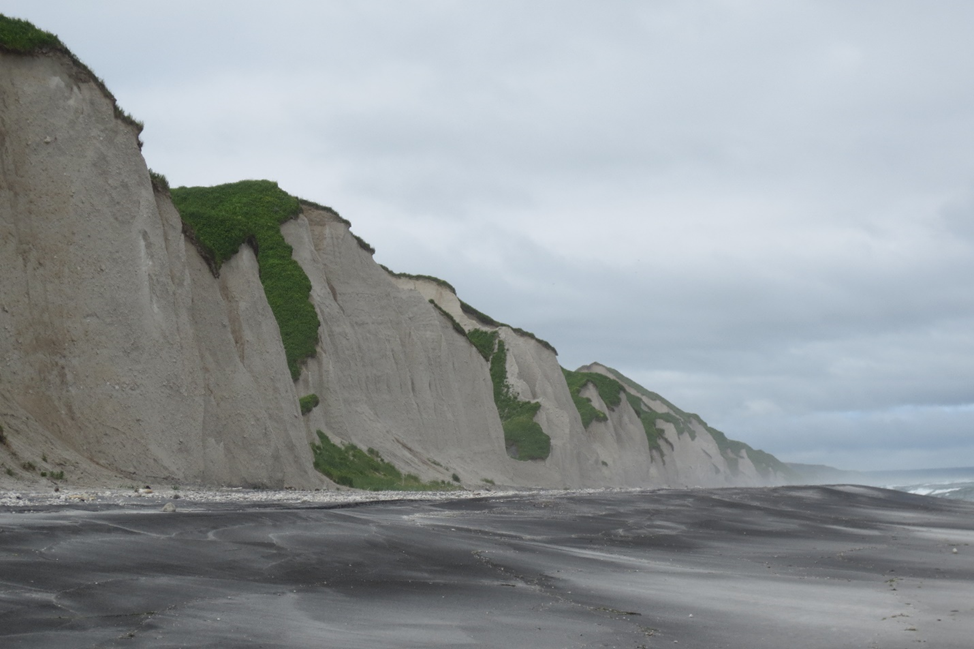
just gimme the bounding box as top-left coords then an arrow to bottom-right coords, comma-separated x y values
5,1 -> 973,472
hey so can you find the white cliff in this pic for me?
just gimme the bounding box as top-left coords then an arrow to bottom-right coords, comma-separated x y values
0,48 -> 319,489
0,28 -> 790,490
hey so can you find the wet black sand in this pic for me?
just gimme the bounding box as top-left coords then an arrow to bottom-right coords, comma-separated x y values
1,485 -> 972,648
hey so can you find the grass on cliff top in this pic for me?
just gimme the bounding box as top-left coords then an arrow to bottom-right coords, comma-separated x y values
311,431 -> 457,491
488,339 -> 550,461
380,265 -> 457,294
0,15 -> 144,134
0,14 -> 61,52
459,300 -> 558,355
297,198 -> 374,253
170,180 -> 320,380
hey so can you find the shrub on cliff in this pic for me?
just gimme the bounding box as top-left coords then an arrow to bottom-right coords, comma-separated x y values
299,394 -> 320,415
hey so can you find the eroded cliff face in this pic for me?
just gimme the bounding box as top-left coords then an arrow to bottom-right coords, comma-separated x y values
0,41 -> 787,490
281,210 -> 516,486
578,362 -> 789,486
407,278 -> 785,488
0,50 -> 319,488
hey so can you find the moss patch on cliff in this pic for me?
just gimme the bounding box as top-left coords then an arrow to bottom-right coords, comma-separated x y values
311,431 -> 456,491
171,180 -> 320,380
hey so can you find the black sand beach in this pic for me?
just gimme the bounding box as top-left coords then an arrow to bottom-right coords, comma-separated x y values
1,486 -> 972,648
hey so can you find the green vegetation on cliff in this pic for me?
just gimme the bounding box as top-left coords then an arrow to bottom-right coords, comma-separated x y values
562,368 -> 629,428
562,367 -> 666,453
0,14 -> 61,52
148,169 -> 170,193
623,393 -> 668,454
380,266 -> 457,294
599,365 -> 690,418
429,300 -> 466,337
459,300 -> 502,327
171,180 -> 320,380
298,198 -> 373,253
311,431 -> 456,491
458,300 -> 558,355
299,394 -> 320,415
492,341 -> 549,460
562,368 -> 608,428
466,328 -> 498,361
0,15 -> 144,134
597,364 -> 793,478
469,330 -> 550,460
703,422 -> 796,480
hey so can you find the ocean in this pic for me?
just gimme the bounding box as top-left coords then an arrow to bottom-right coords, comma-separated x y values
875,467 -> 974,502
887,479 -> 974,502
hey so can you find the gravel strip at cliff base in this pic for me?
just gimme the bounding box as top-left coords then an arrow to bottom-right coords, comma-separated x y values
0,484 -> 637,511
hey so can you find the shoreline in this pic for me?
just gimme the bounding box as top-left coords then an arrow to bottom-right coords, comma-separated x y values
0,483 -> 656,512
2,479 -> 970,512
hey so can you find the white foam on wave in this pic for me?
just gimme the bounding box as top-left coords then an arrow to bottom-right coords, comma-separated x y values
908,486 -> 962,496
888,479 -> 974,502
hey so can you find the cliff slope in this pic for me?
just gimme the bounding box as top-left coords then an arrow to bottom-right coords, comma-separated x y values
0,23 -> 319,489
0,16 -> 789,490
577,362 -> 794,485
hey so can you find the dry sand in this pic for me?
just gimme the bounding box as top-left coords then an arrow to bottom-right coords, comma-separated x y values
1,485 -> 971,648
